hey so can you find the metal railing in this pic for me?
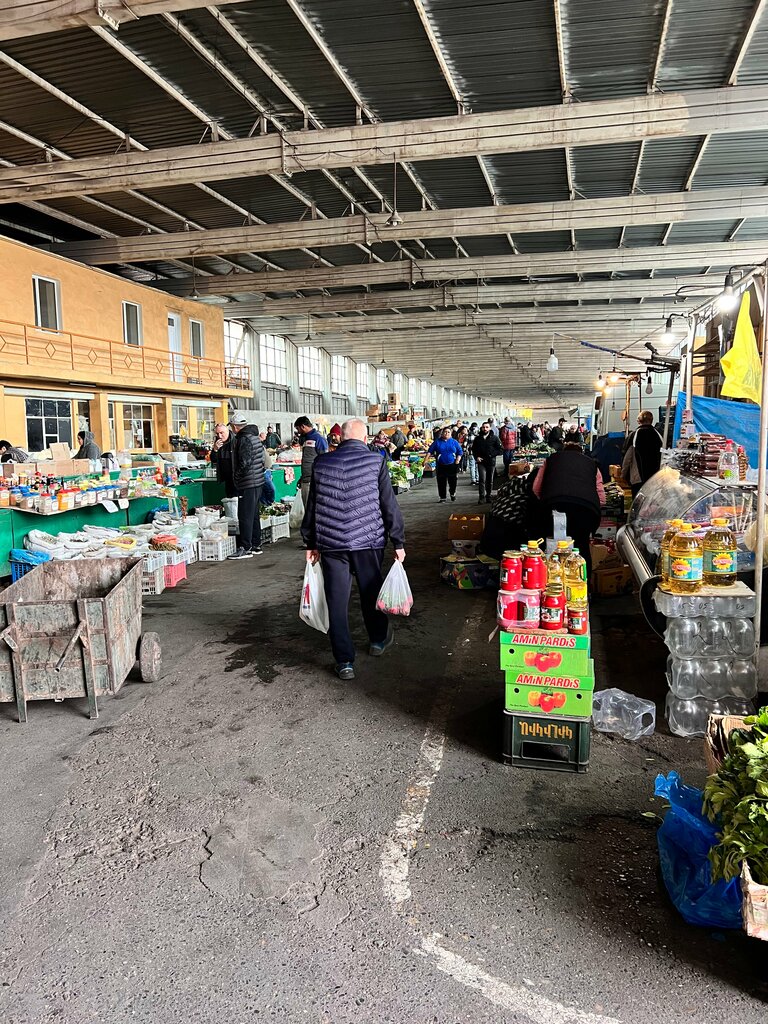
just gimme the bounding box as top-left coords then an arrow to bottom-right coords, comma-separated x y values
0,319 -> 251,391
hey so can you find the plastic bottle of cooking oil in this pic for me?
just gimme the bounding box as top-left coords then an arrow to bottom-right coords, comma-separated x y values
658,519 -> 685,583
667,524 -> 703,594
703,518 -> 737,587
564,548 -> 588,607
547,539 -> 571,586
717,440 -> 739,483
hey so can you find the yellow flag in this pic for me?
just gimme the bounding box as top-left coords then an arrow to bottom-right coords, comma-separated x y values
721,292 -> 762,404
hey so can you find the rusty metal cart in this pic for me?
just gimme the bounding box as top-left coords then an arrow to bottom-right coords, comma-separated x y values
0,558 -> 162,723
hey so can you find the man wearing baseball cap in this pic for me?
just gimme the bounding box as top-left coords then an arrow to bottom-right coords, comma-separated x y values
227,411 -> 266,559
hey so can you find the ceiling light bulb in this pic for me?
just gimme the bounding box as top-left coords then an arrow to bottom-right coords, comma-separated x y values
607,371 -> 620,385
662,316 -> 675,343
645,373 -> 653,396
386,210 -> 402,227
546,346 -> 558,373
718,272 -> 739,313
595,373 -> 605,390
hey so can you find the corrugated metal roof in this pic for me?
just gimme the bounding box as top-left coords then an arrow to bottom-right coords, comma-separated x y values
656,0 -> 760,92
691,130 -> 768,189
571,143 -> 641,198
638,137 -> 705,193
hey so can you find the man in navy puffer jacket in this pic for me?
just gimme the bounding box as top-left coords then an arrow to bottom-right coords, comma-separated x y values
301,419 -> 406,681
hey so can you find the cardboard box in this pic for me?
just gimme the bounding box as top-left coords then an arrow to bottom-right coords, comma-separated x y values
592,565 -> 634,596
447,512 -> 484,540
505,679 -> 594,718
500,628 -> 590,651
741,861 -> 768,941
387,392 -> 401,408
590,542 -> 624,573
593,523 -> 618,542
367,404 -> 381,417
500,640 -> 592,676
439,554 -> 498,590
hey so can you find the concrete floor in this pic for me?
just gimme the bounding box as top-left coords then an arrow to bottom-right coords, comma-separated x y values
1,479 -> 766,1024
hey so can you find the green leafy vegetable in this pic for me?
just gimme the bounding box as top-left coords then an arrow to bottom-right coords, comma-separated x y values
703,706 -> 768,885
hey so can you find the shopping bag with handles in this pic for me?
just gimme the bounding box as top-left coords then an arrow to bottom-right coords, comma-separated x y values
299,559 -> 329,633
376,561 -> 414,616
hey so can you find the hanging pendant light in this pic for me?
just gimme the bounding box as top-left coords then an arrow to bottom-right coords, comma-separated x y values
662,315 -> 674,343
546,343 -> 558,373
595,370 -> 605,390
718,271 -> 738,313
645,373 -> 654,395
304,311 -> 312,342
386,154 -> 402,227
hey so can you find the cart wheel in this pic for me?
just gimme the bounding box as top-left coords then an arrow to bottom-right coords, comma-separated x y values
138,632 -> 162,683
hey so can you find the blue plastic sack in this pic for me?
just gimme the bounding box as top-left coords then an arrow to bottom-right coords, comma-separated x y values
654,772 -> 742,929
10,548 -> 51,565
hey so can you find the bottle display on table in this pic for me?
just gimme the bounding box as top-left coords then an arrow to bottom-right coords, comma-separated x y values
666,524 -> 703,595
540,582 -> 566,631
564,548 -> 588,606
546,539 -> 571,587
702,518 -> 737,587
717,440 -> 738,483
658,518 -> 685,583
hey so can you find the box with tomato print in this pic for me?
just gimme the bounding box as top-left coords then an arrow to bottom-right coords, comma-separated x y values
505,678 -> 594,718
500,638 -> 592,677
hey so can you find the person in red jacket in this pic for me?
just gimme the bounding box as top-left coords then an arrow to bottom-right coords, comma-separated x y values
499,417 -> 518,473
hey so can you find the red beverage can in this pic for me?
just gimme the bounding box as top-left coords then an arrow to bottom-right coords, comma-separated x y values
567,604 -> 589,635
499,550 -> 523,592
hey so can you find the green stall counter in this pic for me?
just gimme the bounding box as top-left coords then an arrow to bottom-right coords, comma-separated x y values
272,464 -> 300,501
0,509 -> 12,576
11,503 -> 129,555
201,480 -> 226,505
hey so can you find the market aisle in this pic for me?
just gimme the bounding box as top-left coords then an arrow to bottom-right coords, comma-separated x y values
1,472 -> 766,1024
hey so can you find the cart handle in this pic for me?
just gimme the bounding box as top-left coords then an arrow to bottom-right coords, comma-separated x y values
54,622 -> 89,672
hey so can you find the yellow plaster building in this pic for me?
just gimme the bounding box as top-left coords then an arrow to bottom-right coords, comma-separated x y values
0,234 -> 252,454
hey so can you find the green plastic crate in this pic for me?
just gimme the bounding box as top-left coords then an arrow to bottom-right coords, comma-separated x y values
502,710 -> 591,772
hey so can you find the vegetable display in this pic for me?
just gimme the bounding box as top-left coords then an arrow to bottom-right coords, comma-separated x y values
703,706 -> 768,886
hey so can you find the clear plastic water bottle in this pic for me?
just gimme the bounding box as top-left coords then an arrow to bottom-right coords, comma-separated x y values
717,441 -> 739,483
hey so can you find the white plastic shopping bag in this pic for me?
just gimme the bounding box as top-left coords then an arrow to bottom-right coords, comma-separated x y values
376,561 -> 414,616
289,489 -> 305,530
299,560 -> 329,633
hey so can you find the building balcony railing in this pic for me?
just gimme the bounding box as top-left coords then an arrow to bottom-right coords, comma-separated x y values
0,319 -> 251,393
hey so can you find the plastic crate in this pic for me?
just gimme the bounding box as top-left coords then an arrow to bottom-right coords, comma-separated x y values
502,710 -> 590,773
152,549 -> 185,567
141,566 -> 166,596
198,536 -> 236,561
141,551 -> 166,573
274,520 -> 290,544
181,542 -> 198,565
261,525 -> 273,546
10,560 -> 38,583
164,561 -> 188,588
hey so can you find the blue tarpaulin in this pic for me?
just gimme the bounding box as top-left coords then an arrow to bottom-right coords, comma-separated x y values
673,392 -> 760,466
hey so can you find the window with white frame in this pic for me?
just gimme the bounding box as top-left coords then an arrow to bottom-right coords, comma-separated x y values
331,354 -> 348,394
172,405 -> 189,436
393,373 -> 403,398
332,396 -> 348,416
225,320 -> 245,363
298,346 -> 322,391
33,275 -> 61,331
261,386 -> 289,412
260,333 -> 287,385
25,398 -> 72,452
108,402 -> 116,450
196,404 -> 218,441
356,362 -> 370,402
122,403 -> 154,450
376,366 -> 389,401
421,380 -> 429,407
190,319 -> 205,359
122,301 -> 142,346
356,397 -> 368,417
301,392 -> 323,414
408,377 -> 418,406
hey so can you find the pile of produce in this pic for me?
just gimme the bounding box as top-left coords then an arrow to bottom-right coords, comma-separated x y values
514,442 -> 554,458
703,706 -> 768,885
388,462 -> 410,489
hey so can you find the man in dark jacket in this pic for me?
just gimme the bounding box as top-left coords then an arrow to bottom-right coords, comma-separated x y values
295,416 -> 328,507
547,418 -> 567,451
73,430 -> 101,461
531,443 -> 606,578
622,410 -> 663,497
264,425 -> 281,449
210,423 -> 238,498
227,412 -> 266,559
302,418 -> 406,681
472,422 -> 503,504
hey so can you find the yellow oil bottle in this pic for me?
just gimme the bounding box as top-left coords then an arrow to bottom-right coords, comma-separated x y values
547,539 -> 571,586
658,519 -> 685,583
703,518 -> 737,587
666,524 -> 703,594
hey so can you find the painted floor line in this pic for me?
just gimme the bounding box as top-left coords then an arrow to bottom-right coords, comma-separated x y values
379,609 -> 622,1024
